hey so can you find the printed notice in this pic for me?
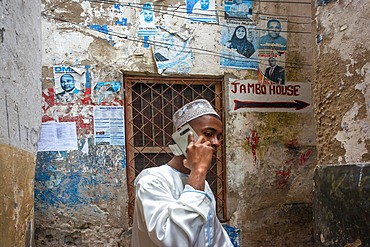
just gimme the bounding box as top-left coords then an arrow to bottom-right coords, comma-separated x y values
93,106 -> 125,145
38,122 -> 78,151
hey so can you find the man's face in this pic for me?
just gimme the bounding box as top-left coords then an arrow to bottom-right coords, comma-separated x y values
268,57 -> 277,67
189,115 -> 223,157
60,74 -> 75,92
267,21 -> 281,39
143,9 -> 153,23
200,0 -> 210,10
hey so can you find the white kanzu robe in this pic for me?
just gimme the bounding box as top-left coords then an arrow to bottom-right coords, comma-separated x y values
131,164 -> 233,247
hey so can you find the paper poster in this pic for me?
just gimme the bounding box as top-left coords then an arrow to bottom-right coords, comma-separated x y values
186,0 -> 217,23
93,81 -> 122,104
153,29 -> 192,74
224,0 -> 253,20
54,65 -> 88,104
93,106 -> 125,145
38,122 -> 78,151
137,2 -> 157,36
220,21 -> 258,69
258,50 -> 286,84
259,16 -> 288,51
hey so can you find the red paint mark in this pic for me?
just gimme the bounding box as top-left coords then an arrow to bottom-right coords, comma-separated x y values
275,170 -> 291,189
42,88 -> 55,112
42,115 -> 54,123
300,149 -> 314,167
246,130 -> 259,162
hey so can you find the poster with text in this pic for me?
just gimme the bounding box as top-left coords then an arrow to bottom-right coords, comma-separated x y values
93,106 -> 125,145
220,21 -> 258,69
259,16 -> 288,51
38,122 -> 78,151
137,2 -> 157,36
54,65 -> 88,104
258,50 -> 286,84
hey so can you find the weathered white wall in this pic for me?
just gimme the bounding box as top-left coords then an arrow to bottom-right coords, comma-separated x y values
314,0 -> 370,165
0,0 -> 42,246
0,0 -> 42,153
37,0 -> 315,246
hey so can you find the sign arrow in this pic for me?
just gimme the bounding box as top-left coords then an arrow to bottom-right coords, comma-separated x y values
234,99 -> 310,111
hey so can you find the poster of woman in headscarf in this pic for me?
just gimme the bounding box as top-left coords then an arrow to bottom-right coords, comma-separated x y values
54,65 -> 87,104
220,22 -> 258,69
152,29 -> 192,74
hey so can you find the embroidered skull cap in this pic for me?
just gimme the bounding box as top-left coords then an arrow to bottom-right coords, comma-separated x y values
173,99 -> 220,129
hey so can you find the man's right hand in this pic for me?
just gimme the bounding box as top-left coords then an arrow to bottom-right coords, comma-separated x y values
183,132 -> 213,191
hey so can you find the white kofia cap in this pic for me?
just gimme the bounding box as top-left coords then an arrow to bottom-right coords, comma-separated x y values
173,99 -> 220,129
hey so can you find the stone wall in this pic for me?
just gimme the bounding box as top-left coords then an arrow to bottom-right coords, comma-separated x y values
0,0 -> 42,246
36,0 -> 315,246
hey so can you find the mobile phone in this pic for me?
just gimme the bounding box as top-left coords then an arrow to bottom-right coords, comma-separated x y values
171,124 -> 199,157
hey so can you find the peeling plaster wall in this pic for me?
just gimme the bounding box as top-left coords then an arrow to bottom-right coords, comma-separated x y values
37,0 -> 315,246
0,0 -> 42,246
314,1 -> 370,165
313,1 -> 370,246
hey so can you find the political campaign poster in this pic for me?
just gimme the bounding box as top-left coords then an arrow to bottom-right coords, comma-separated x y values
220,21 -> 258,70
259,16 -> 288,51
54,65 -> 88,104
137,2 -> 157,37
258,50 -> 286,84
224,0 -> 253,21
186,0 -> 217,23
153,29 -> 192,74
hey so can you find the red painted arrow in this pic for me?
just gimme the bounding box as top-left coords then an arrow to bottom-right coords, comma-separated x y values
234,100 -> 310,110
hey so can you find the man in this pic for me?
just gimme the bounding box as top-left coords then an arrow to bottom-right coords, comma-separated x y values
132,99 -> 233,247
60,74 -> 76,92
259,19 -> 287,50
264,57 -> 285,84
138,2 -> 155,29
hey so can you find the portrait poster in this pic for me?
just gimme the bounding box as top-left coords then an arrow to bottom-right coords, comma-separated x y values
93,81 -> 122,105
186,0 -> 217,23
259,16 -> 288,51
54,65 -> 87,104
258,50 -> 286,84
137,2 -> 157,37
152,29 -> 193,74
220,21 -> 258,70
224,0 -> 253,21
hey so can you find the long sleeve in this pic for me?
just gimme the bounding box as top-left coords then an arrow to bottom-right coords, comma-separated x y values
131,165 -> 233,247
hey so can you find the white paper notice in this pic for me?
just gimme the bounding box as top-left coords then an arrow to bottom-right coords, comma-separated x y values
93,106 -> 125,145
38,122 -> 78,151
